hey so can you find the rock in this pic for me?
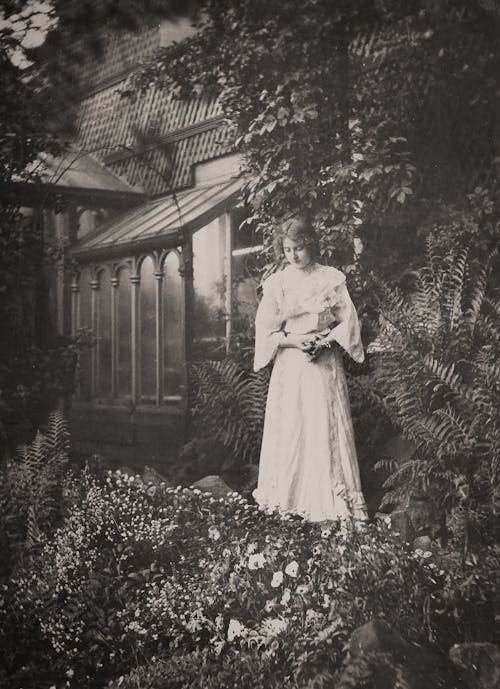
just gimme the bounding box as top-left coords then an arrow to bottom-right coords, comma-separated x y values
142,465 -> 173,487
192,475 -> 233,498
449,642 -> 500,689
412,535 -> 432,552
388,509 -> 416,542
406,495 -> 442,538
387,495 -> 442,543
349,620 -> 406,657
335,620 -> 455,689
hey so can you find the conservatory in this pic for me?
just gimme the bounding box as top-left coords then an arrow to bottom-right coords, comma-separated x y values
69,163 -> 260,463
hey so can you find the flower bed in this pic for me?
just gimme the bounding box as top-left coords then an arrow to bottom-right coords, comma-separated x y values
1,470 -> 498,689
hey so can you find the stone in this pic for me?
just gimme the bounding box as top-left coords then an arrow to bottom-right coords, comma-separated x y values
388,509 -> 416,542
349,620 -> 406,657
412,535 -> 432,552
142,465 -> 173,487
192,475 -> 233,498
406,495 -> 442,538
449,642 -> 500,689
335,620 -> 456,689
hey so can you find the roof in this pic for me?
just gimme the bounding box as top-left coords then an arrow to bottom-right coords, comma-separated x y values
74,177 -> 243,260
39,148 -> 143,194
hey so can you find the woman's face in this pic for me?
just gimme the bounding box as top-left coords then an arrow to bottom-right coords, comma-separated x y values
283,237 -> 312,270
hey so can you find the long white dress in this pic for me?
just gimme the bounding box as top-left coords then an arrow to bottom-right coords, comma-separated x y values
253,262 -> 367,522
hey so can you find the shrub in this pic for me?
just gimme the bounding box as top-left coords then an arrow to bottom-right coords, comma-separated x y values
0,410 -> 71,577
189,358 -> 270,466
1,471 -> 498,689
366,238 -> 500,546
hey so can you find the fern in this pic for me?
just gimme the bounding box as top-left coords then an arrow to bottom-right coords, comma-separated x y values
367,239 -> 499,532
0,410 -> 70,572
189,359 -> 270,465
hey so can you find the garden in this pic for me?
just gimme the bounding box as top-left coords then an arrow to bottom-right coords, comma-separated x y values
0,423 -> 499,689
1,1 -> 500,688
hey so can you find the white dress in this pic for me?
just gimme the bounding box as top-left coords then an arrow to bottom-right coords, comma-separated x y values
253,262 -> 367,523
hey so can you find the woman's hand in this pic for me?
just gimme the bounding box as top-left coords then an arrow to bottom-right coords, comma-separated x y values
279,333 -> 312,350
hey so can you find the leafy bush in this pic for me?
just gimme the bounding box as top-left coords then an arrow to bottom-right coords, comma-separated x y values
0,410 -> 71,577
366,239 -> 499,545
0,337 -> 80,455
2,471 -> 498,689
189,358 -> 270,466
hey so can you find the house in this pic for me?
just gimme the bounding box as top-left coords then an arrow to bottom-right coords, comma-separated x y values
41,13 -> 260,467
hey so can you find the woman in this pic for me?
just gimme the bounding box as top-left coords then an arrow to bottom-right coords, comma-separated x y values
253,215 -> 367,523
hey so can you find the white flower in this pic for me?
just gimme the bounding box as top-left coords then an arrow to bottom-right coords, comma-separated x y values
247,542 -> 258,554
248,553 -> 266,570
285,560 -> 299,577
338,544 -> 346,556
271,571 -> 284,588
322,593 -> 332,609
280,589 -> 291,606
66,669 -> 74,677
321,527 -> 332,539
208,526 -> 221,541
414,548 -> 424,557
264,599 -> 275,613
227,618 -> 247,641
423,551 -> 432,558
259,617 -> 288,638
296,584 -> 309,595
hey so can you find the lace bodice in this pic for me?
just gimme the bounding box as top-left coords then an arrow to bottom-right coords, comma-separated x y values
254,263 -> 364,371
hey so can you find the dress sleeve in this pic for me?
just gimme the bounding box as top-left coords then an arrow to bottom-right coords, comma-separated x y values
253,273 -> 286,372
329,279 -> 365,363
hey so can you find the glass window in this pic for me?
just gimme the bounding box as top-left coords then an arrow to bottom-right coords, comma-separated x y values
117,265 -> 131,398
163,251 -> 183,397
97,267 -> 112,398
140,256 -> 157,402
231,208 -> 261,338
192,218 -> 226,357
78,267 -> 93,401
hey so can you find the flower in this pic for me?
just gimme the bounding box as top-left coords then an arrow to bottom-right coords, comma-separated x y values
321,527 -> 332,539
281,589 -> 291,606
248,553 -> 266,570
271,571 -> 284,587
208,526 -> 221,541
423,551 -> 432,558
247,542 -> 258,554
296,584 -> 309,595
227,618 -> 247,641
259,617 -> 288,637
264,599 -> 276,613
285,560 -> 299,577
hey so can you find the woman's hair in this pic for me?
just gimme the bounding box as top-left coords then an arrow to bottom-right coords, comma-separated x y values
273,214 -> 320,263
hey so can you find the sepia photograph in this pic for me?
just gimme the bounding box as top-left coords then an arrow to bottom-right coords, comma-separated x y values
0,1 -> 499,687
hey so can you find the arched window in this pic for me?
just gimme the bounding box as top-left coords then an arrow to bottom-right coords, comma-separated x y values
140,256 -> 157,402
97,267 -> 112,399
117,264 -> 132,399
78,267 -> 93,401
163,251 -> 183,397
